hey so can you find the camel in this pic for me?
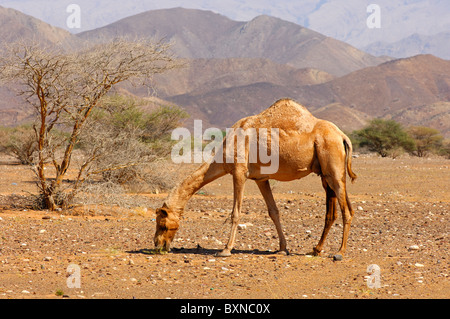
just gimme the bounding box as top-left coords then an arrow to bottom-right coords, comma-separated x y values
154,98 -> 357,259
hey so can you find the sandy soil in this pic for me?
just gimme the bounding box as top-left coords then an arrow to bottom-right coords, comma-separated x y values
0,154 -> 448,299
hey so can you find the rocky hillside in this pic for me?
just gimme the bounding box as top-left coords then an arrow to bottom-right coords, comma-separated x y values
0,6 -> 76,46
77,8 -> 388,77
155,54 -> 450,135
0,7 -> 449,137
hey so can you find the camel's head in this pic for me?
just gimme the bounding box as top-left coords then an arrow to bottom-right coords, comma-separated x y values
153,205 -> 180,253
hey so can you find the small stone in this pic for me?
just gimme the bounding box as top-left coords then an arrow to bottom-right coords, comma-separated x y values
333,254 -> 343,261
408,245 -> 420,251
22,290 -> 30,294
357,206 -> 364,211
43,257 -> 52,261
237,224 -> 247,230
414,263 -> 424,267
39,229 -> 46,234
42,216 -> 51,220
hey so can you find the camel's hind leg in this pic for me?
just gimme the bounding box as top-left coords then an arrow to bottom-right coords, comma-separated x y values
216,172 -> 246,257
256,180 -> 288,255
313,177 -> 338,256
315,138 -> 355,258
323,175 -> 354,257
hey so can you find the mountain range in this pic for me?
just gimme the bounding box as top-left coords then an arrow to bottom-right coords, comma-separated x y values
77,8 -> 388,77
364,32 -> 450,60
0,6 -> 449,137
1,0 -> 449,60
154,54 -> 450,135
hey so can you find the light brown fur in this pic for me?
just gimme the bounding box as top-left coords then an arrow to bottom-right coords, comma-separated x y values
154,99 -> 357,258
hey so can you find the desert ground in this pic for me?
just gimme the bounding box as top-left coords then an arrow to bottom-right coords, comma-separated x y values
0,153 -> 448,299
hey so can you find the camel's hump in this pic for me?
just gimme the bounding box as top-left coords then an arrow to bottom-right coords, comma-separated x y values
257,98 -> 317,127
263,98 -> 313,117
232,98 -> 318,131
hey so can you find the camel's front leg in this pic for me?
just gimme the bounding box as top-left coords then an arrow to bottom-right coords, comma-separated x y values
256,180 -> 288,255
216,173 -> 246,257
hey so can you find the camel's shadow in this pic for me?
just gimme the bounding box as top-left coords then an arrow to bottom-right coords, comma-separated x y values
127,245 -> 303,256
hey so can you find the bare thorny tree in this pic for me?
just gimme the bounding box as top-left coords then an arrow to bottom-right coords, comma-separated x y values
0,39 -> 183,210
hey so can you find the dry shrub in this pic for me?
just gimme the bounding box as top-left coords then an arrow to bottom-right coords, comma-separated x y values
75,94 -> 187,193
0,38 -> 184,210
0,125 -> 37,165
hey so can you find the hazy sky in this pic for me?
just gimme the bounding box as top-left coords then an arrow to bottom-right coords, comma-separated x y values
1,0 -> 449,48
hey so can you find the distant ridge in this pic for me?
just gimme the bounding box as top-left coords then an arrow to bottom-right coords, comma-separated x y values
159,54 -> 450,136
0,7 -> 448,137
0,5 -> 77,46
77,7 -> 388,77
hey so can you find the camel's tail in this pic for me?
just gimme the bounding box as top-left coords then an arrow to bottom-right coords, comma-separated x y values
343,136 -> 357,183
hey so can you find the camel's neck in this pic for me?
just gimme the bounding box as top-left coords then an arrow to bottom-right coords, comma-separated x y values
165,161 -> 226,215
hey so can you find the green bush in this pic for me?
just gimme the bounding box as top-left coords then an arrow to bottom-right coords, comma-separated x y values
408,126 -> 444,157
354,119 -> 415,158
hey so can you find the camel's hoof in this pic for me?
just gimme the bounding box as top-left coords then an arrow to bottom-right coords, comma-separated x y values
332,254 -> 343,261
216,250 -> 232,257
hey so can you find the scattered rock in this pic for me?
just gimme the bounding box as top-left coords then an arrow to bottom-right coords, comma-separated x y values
415,263 -> 425,267
333,254 -> 343,261
408,245 -> 420,251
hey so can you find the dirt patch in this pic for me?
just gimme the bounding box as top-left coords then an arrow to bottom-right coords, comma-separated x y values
0,154 -> 448,299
